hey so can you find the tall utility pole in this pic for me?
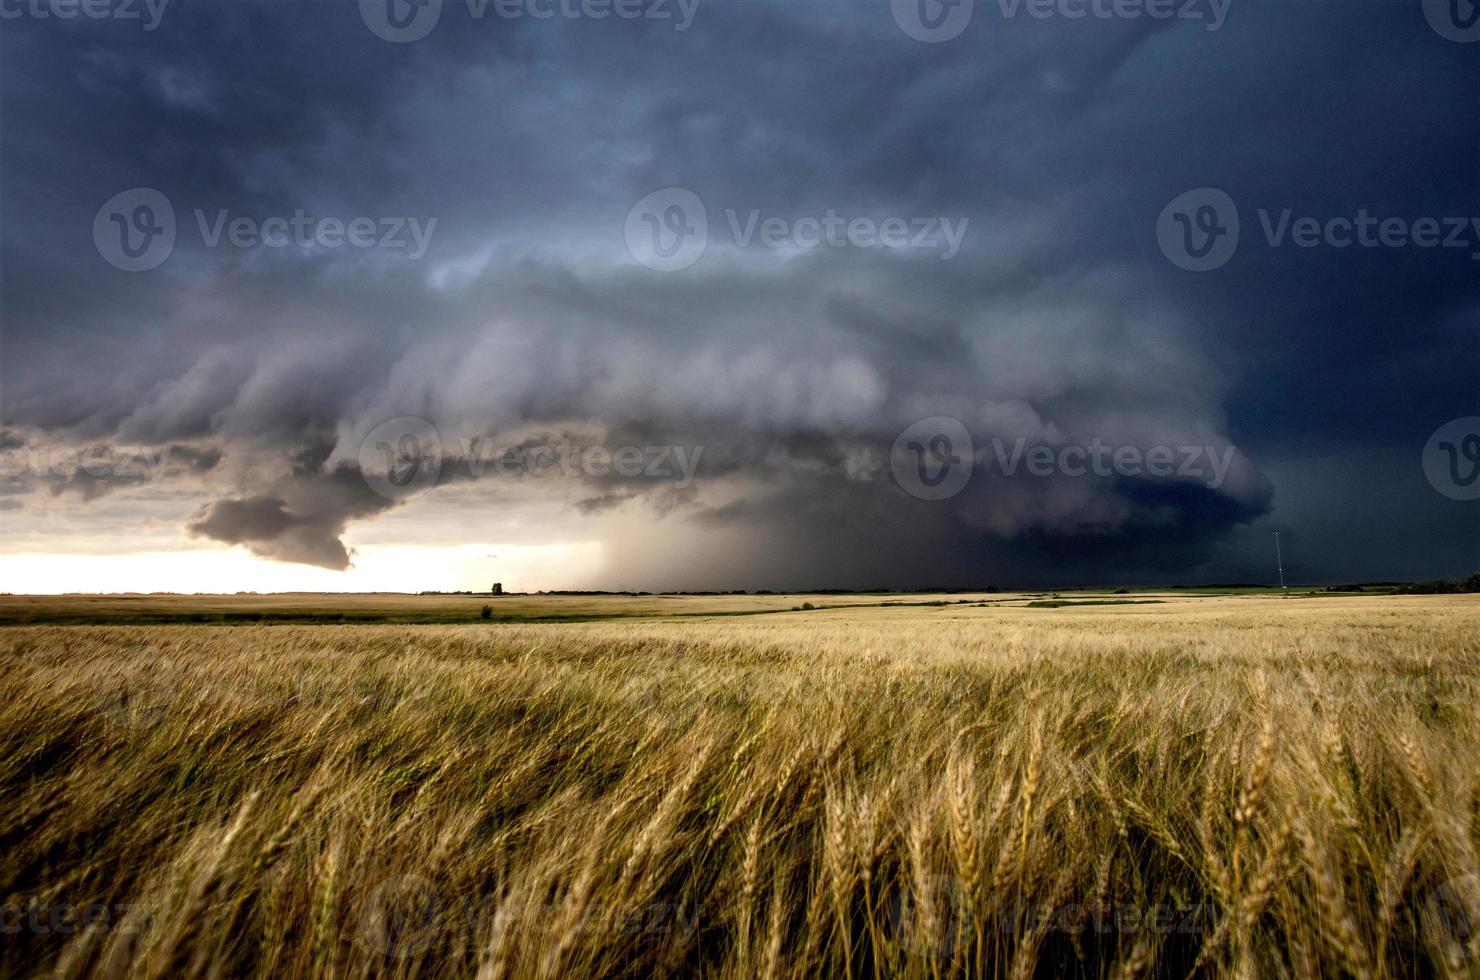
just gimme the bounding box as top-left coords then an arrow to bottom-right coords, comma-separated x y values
1274,532 -> 1286,590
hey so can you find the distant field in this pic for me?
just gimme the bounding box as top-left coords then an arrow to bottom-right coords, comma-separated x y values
0,590 -> 1023,625
3,594 -> 1478,977
0,586 -> 1324,625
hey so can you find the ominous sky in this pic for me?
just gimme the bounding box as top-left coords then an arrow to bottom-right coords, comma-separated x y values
0,0 -> 1477,591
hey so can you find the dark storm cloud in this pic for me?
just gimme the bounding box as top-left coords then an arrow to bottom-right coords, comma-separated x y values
186,496 -> 355,569
186,465 -> 397,569
1,0 -> 1476,583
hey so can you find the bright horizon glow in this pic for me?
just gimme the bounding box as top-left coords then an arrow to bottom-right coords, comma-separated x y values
0,541 -> 606,594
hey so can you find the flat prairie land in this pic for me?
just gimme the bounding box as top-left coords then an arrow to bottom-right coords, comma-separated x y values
0,590 -> 1032,625
2,594 -> 1479,977
0,587 -> 1299,625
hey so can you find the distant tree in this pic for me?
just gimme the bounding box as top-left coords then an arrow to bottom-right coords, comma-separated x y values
1390,574 -> 1480,595
480,605 -> 493,619
491,583 -> 503,595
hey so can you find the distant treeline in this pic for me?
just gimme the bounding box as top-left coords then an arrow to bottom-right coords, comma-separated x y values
417,578 -> 1480,598
1387,572 -> 1480,595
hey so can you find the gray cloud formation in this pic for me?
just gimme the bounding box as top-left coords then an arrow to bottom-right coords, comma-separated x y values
0,0 -> 1475,585
186,465 -> 397,570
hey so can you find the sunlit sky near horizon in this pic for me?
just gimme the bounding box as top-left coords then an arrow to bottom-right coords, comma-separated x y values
0,542 -> 606,595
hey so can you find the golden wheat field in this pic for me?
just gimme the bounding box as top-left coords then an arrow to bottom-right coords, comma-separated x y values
3,594 -> 1480,978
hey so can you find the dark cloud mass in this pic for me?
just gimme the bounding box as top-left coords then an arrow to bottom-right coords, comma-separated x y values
0,0 -> 1476,587
186,465 -> 397,569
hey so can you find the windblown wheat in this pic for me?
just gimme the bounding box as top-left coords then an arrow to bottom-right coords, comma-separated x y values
1,595 -> 1477,977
